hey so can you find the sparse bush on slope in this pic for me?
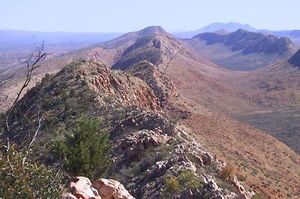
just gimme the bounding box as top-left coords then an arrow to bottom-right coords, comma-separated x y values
164,170 -> 203,198
52,116 -> 111,179
220,165 -> 237,181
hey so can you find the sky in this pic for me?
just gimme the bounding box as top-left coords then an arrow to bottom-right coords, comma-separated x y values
0,0 -> 299,32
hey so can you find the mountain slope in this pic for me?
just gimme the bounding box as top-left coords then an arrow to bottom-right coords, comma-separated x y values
0,26 -> 203,111
1,60 -> 254,199
1,27 -> 300,198
127,61 -> 178,106
227,52 -> 300,153
184,29 -> 296,70
106,26 -> 256,115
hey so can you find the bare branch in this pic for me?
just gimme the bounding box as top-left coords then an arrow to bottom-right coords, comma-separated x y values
5,42 -> 46,133
28,115 -> 43,149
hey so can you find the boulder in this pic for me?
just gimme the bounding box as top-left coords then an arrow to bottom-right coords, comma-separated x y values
63,177 -> 134,199
93,178 -> 135,199
68,176 -> 101,199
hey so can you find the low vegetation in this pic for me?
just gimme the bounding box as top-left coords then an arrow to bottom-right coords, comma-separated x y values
0,145 -> 64,198
164,170 -> 203,198
52,116 -> 111,179
220,165 -> 237,181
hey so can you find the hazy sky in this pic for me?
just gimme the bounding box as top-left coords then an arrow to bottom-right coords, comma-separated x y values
0,0 -> 299,32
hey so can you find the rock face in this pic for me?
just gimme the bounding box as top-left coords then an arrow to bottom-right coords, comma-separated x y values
194,29 -> 295,55
288,49 -> 300,68
62,176 -> 134,199
77,61 -> 161,110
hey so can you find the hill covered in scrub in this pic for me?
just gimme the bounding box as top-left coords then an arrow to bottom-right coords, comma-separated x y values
0,60 -> 254,198
1,26 -> 300,198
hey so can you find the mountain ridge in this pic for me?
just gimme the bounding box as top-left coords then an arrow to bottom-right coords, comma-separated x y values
1,25 -> 300,198
2,60 -> 256,199
184,29 -> 296,70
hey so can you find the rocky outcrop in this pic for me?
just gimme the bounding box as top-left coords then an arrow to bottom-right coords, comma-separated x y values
110,108 -> 175,139
107,108 -> 252,199
93,179 -> 134,199
65,177 -> 101,199
62,177 -> 134,199
127,61 -> 178,106
115,129 -> 170,161
77,61 -> 161,110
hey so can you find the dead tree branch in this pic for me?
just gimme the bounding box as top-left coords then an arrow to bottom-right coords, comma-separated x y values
28,115 -> 43,149
5,42 -> 46,133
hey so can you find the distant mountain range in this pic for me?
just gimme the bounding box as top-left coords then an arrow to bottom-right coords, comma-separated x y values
174,22 -> 300,45
1,23 -> 299,71
174,22 -> 257,38
184,29 -> 296,70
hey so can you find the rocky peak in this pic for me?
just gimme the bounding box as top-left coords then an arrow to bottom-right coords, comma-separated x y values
138,26 -> 168,36
288,49 -> 300,68
112,31 -> 182,70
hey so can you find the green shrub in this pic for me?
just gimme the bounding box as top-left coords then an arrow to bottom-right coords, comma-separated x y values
0,146 -> 64,198
178,170 -> 203,189
164,170 -> 203,198
52,116 -> 111,179
165,177 -> 180,193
